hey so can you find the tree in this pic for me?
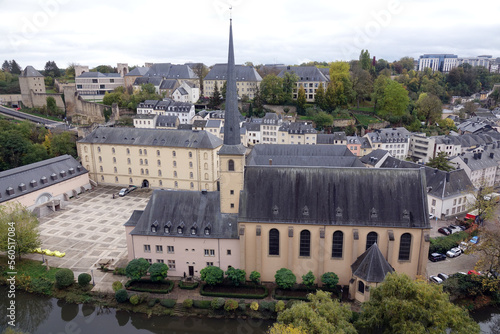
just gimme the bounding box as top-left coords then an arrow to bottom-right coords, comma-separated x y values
260,74 -> 285,105
329,61 -> 353,108
296,86 -> 307,114
49,132 -> 77,157
314,82 -> 326,110
250,270 -> 261,285
9,60 -> 21,74
415,93 -> 442,126
225,267 -> 246,286
208,82 -> 222,109
276,290 -> 356,334
148,262 -> 168,282
55,268 -> 75,289
200,266 -> 224,286
282,72 -> 298,104
426,152 -> 454,172
463,101 -> 478,116
380,80 -> 409,118
267,323 -> 307,334
313,111 -> 333,130
92,65 -> 114,73
2,60 -> 10,72
467,184 -> 498,223
0,203 -> 41,260
65,63 -> 76,78
221,81 -> 227,100
44,61 -> 60,78
472,230 -> 500,275
351,66 -> 373,109
356,272 -> 479,334
190,63 -> 209,93
301,270 -> 315,288
372,75 -> 391,112
275,268 -> 296,289
321,272 -> 339,289
46,96 -> 57,115
125,258 -> 150,281
359,49 -> 372,71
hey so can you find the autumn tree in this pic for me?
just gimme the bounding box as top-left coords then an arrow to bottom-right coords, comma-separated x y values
380,80 -> 409,118
296,86 -> 306,114
190,63 -> 209,94
276,290 -> 356,334
372,75 -> 391,112
467,184 -> 498,223
260,74 -> 285,105
328,61 -> 353,108
351,65 -> 373,109
356,272 -> 480,334
313,111 -> 333,130
415,93 -> 442,126
472,230 -> 500,275
0,203 -> 41,260
314,82 -> 326,110
359,49 -> 372,71
282,72 -> 298,104
426,151 -> 454,172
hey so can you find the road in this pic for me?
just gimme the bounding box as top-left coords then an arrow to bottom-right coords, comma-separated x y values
0,105 -> 76,131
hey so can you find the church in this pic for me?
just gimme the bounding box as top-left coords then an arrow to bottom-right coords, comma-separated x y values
124,19 -> 431,302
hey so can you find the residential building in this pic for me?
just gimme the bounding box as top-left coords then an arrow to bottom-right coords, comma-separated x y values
123,66 -> 149,88
77,127 -> 222,191
360,149 -> 392,168
243,122 -> 262,145
277,122 -> 317,145
457,55 -> 492,68
132,77 -> 163,94
19,66 -> 46,108
203,64 -> 262,99
277,66 -> 329,102
172,81 -> 200,103
136,99 -> 195,124
205,119 -> 223,139
0,155 -> 90,216
75,72 -> 124,96
418,54 -> 458,72
346,136 -> 362,156
261,113 -> 282,143
364,127 -> 410,160
450,149 -> 498,188
316,132 -> 347,146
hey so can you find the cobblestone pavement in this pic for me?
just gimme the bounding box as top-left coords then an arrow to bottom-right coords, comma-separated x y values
25,185 -> 152,290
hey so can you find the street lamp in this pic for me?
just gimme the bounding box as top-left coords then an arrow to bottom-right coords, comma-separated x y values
91,269 -> 95,286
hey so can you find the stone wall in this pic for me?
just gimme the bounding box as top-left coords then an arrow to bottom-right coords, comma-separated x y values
333,119 -> 356,127
28,91 -> 65,110
0,94 -> 22,105
368,121 -> 390,130
54,79 -> 75,93
63,86 -> 105,124
263,104 -> 297,115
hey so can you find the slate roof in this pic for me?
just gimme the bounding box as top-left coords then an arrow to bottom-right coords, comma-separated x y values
359,149 -> 390,166
277,66 -> 329,82
78,127 -> 222,149
351,243 -> 394,283
246,144 -> 365,167
360,137 -> 372,149
133,77 -> 163,86
379,156 -> 474,199
0,155 -> 87,203
279,122 -> 317,134
21,66 -> 43,77
177,87 -> 188,95
126,189 -> 238,239
239,166 -> 430,228
159,79 -> 178,90
457,121 -> 493,134
244,122 -> 261,132
142,63 -> 198,80
178,124 -> 193,130
77,72 -> 121,78
193,120 -> 207,128
204,64 -> 262,82
156,115 -> 178,127
125,67 -> 149,76
452,150 -> 499,171
206,120 -> 222,128
366,127 -> 410,143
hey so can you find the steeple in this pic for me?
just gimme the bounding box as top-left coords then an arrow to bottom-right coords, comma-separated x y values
220,18 -> 245,155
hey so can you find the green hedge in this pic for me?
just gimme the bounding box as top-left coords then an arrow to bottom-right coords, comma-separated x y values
193,300 -> 212,309
200,283 -> 268,299
125,279 -> 174,294
160,299 -> 177,308
178,281 -> 199,290
429,231 -> 469,255
272,287 -> 313,301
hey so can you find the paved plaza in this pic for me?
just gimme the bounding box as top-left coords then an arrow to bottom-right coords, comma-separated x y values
25,185 -> 152,290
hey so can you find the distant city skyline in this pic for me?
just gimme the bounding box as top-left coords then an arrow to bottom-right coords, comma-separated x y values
1,0 -> 499,70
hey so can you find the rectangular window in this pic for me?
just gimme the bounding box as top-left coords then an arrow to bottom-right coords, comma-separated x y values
167,246 -> 174,253
156,245 -> 163,253
157,259 -> 164,263
206,262 -> 214,266
227,249 -> 231,255
204,249 -> 215,256
452,207 -> 456,214
453,199 -> 457,205
145,258 -> 152,264
144,245 -> 151,252
431,199 -> 436,206
167,260 -> 176,270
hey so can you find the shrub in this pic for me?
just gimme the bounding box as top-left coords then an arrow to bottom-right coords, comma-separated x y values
55,268 -> 75,289
115,289 -> 129,303
200,266 -> 224,286
149,262 -> 169,282
429,232 -> 468,255
78,273 -> 92,287
160,299 -> 177,308
125,258 -> 150,281
126,279 -> 174,293
250,271 -> 261,285
224,299 -> 239,312
321,272 -> 339,289
250,301 -> 259,311
225,267 -> 246,286
183,299 -> 193,308
147,299 -> 157,307
275,300 -> 286,312
129,294 -> 140,305
211,297 -> 226,310
113,267 -> 126,276
199,283 -> 269,299
286,299 -> 299,309
112,281 -> 123,292
259,301 -> 277,312
193,300 -> 212,309
302,271 -> 315,288
238,302 -> 246,311
30,277 -> 53,295
178,281 -> 199,290
275,268 -> 296,289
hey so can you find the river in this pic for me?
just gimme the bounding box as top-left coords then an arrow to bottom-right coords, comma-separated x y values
0,287 -> 273,334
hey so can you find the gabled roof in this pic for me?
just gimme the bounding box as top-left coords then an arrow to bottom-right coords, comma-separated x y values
133,77 -> 163,86
78,127 -> 222,149
279,122 -> 316,134
156,115 -> 178,127
351,243 -> 394,283
159,79 -> 178,90
0,155 -> 88,203
20,66 -> 43,77
360,149 -> 390,166
125,67 -> 149,76
127,189 -> 238,239
246,144 -> 364,167
244,122 -> 261,132
239,166 -> 430,228
204,64 -> 262,82
277,66 -> 329,82
143,63 -> 198,80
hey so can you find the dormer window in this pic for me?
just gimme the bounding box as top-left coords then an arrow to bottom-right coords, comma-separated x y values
191,227 -> 197,235
204,227 -> 211,235
151,225 -> 157,233
302,206 -> 309,216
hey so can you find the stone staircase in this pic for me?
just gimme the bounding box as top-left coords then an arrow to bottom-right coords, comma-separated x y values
171,303 -> 185,317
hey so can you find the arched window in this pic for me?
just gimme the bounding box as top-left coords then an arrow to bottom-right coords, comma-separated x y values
358,281 -> 365,294
127,158 -> 131,164
157,160 -> 161,166
126,148 -> 130,155
101,175 -> 104,181
269,229 -> 280,255
112,147 -> 115,154
174,171 -> 177,177
114,167 -> 117,173
113,157 -> 116,163
228,159 -> 234,171
204,163 -> 208,170
158,170 -> 162,176
115,176 -> 118,182
159,180 -> 163,186
128,168 -> 132,174
85,156 -> 89,162
144,149 -> 147,155
140,159 -> 143,165
139,149 -> 142,155
174,181 -> 178,188
97,146 -> 101,153
332,231 -> 343,258
172,151 -> 176,157
173,161 -> 177,167
129,177 -> 133,183
145,169 -> 149,175
189,162 -> 193,168
300,230 -> 311,256
398,233 -> 412,261
84,146 -> 88,153
144,159 -> 148,165
99,166 -> 103,172
204,152 -> 208,159
190,182 -> 194,189
98,156 -> 102,163
204,173 -> 209,180
366,232 -> 378,250
141,168 -> 144,175
189,151 -> 192,158
157,150 -> 160,156
190,172 -> 193,179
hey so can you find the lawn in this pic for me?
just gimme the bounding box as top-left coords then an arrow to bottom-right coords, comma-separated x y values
0,256 -> 61,282
353,113 -> 380,127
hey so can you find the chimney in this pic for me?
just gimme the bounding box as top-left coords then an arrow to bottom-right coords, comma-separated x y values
446,172 -> 450,182
269,159 -> 272,166
464,157 -> 468,164
491,152 -> 495,159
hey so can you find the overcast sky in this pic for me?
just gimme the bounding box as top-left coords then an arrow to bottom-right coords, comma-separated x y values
1,0 -> 499,71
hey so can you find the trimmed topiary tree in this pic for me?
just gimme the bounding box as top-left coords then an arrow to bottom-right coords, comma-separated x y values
302,270 -> 315,288
112,281 -> 123,292
225,267 -> 246,286
200,266 -> 224,287
78,273 -> 92,287
129,294 -> 139,305
250,270 -> 261,285
115,289 -> 129,303
182,299 -> 193,308
275,268 -> 296,290
148,262 -> 169,282
210,297 -> 225,310
55,268 -> 75,289
275,300 -> 286,312
321,272 -> 339,289
224,299 -> 239,312
125,258 -> 150,281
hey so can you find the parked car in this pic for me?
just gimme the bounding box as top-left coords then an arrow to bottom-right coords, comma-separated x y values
458,242 -> 468,251
118,185 -> 137,197
447,225 -> 462,234
429,275 -> 443,284
429,213 -> 435,220
429,253 -> 447,262
446,247 -> 462,258
468,270 -> 480,275
437,273 -> 449,281
469,236 -> 479,244
438,227 -> 451,236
